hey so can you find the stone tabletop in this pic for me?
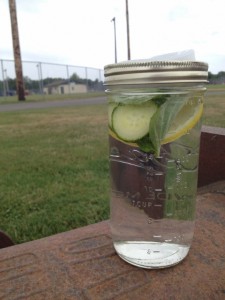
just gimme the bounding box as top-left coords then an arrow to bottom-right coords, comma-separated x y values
0,182 -> 225,300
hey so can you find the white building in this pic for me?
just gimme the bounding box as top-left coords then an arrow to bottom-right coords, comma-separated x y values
43,80 -> 87,95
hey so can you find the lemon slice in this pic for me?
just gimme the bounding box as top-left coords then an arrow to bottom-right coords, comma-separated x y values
162,99 -> 203,144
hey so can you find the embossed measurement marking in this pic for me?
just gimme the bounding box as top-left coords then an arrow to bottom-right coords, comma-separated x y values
148,218 -> 161,224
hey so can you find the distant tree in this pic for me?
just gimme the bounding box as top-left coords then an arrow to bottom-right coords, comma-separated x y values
217,71 -> 225,78
43,77 -> 64,85
70,73 -> 83,83
208,71 -> 225,84
23,76 -> 40,91
7,77 -> 17,90
208,72 -> 213,80
23,76 -> 31,89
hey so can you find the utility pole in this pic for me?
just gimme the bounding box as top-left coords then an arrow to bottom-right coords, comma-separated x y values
125,0 -> 131,60
9,0 -> 25,101
111,17 -> 117,63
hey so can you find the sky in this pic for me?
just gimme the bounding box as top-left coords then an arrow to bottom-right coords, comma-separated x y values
1,0 -> 225,75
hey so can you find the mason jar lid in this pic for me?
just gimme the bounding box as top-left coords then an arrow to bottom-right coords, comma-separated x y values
104,60 -> 208,85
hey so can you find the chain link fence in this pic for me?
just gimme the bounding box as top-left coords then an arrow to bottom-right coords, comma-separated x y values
0,59 -> 104,97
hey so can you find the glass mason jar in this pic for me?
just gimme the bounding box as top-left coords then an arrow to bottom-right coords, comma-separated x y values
104,60 -> 208,269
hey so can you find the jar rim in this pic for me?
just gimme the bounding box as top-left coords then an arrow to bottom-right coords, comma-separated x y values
104,60 -> 208,85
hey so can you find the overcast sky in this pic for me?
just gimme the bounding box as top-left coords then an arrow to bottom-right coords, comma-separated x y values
1,0 -> 225,74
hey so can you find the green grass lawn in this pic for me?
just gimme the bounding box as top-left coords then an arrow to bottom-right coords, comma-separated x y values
203,91 -> 225,127
206,84 -> 225,90
0,104 -> 109,244
0,91 -> 105,104
0,86 -> 224,245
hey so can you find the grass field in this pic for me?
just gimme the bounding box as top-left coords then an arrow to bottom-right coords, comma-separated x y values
0,91 -> 105,104
0,104 -> 109,243
203,90 -> 225,127
0,87 -> 224,244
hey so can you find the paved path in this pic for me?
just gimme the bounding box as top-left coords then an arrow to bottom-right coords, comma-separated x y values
0,90 -> 224,112
0,96 -> 107,112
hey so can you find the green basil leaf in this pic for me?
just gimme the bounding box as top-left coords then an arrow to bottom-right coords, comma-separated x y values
149,94 -> 188,156
151,94 -> 169,107
137,134 -> 155,153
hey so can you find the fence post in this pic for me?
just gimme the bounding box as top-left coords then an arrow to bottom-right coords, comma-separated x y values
99,69 -> 101,82
85,67 -> 88,91
40,62 -> 44,94
66,65 -> 71,94
1,60 -> 7,97
37,62 -> 44,94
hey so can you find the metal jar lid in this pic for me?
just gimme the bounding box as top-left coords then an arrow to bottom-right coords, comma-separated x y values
104,60 -> 208,85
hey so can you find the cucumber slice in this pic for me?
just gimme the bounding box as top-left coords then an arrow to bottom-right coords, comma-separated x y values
108,103 -> 118,128
112,102 -> 157,142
